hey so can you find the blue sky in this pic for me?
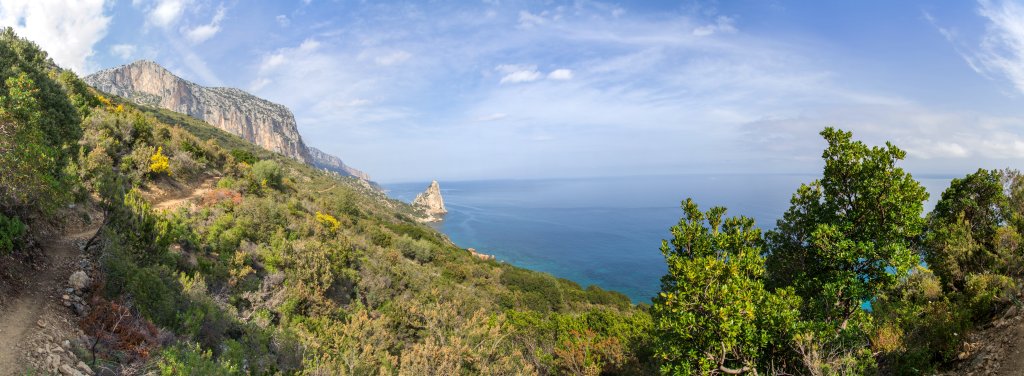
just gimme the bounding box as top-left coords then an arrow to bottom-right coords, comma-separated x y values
3,0 -> 1024,182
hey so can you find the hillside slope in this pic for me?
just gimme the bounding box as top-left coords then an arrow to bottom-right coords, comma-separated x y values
0,31 -> 651,375
83,61 -> 373,182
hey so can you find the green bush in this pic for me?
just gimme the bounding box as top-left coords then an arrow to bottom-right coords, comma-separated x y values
229,149 -> 257,165
0,213 -> 25,254
965,273 -> 1018,320
501,267 -> 564,312
157,343 -> 239,376
251,160 -> 283,189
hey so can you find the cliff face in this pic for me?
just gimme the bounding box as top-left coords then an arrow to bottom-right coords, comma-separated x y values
85,60 -> 312,163
307,146 -> 372,182
413,180 -> 447,222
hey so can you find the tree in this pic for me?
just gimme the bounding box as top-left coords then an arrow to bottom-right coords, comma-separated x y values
653,198 -> 800,375
0,28 -> 82,213
764,128 -> 928,334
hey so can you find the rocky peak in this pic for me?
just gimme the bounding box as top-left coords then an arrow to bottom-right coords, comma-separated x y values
84,60 -> 313,164
307,146 -> 373,182
413,180 -> 447,222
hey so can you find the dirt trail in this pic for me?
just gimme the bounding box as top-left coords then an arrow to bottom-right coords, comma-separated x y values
153,176 -> 219,212
0,224 -> 99,375
0,177 -> 214,374
942,304 -> 1024,375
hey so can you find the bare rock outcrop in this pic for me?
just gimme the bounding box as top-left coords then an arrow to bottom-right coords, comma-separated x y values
308,146 -> 372,182
85,60 -> 313,164
413,180 -> 447,222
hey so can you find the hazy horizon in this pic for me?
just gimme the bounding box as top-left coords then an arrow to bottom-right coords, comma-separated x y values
4,0 -> 1024,182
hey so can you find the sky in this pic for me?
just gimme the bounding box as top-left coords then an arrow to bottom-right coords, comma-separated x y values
2,0 -> 1024,183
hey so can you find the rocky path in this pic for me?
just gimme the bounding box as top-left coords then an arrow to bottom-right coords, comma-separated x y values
943,304 -> 1024,375
0,223 -> 100,375
152,175 -> 218,212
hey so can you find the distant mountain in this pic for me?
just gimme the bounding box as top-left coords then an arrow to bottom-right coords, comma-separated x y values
84,60 -> 372,181
307,146 -> 372,181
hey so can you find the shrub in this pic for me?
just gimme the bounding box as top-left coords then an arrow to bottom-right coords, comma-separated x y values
251,160 -> 283,189
229,149 -> 257,165
315,211 -> 340,234
965,273 -> 1018,320
0,212 -> 25,254
80,297 -> 161,365
157,343 -> 240,376
149,146 -> 170,175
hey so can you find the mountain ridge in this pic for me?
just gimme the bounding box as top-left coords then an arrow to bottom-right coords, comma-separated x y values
83,60 -> 372,182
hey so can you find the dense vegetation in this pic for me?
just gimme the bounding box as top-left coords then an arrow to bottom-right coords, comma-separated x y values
653,128 -> 1024,375
0,30 -> 650,375
2,29 -> 1024,375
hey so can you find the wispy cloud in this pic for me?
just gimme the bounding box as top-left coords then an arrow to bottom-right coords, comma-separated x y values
692,16 -> 737,37
147,0 -> 189,28
183,5 -> 225,44
475,113 -> 508,122
938,0 -> 1024,94
497,64 -> 541,84
111,44 -> 137,59
548,69 -> 573,80
153,0 -> 1024,181
973,0 -> 1024,93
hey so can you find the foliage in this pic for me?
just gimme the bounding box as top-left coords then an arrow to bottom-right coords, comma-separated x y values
230,148 -> 257,165
0,28 -> 83,213
80,297 -> 161,365
157,343 -> 240,376
0,212 -> 25,254
252,159 -> 283,190
765,128 -> 928,335
924,169 -> 1018,292
872,266 -> 968,374
314,211 -> 340,234
653,198 -> 800,375
149,146 -> 170,175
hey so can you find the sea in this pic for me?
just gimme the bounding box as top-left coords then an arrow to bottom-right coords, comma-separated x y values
385,174 -> 954,303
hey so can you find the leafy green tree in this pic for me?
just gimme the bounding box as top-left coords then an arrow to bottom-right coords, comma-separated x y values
765,128 -> 928,330
0,28 -> 82,213
930,169 -> 1006,246
653,198 -> 800,375
923,169 -> 1018,291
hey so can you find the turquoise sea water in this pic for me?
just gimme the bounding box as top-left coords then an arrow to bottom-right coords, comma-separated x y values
386,174 -> 953,303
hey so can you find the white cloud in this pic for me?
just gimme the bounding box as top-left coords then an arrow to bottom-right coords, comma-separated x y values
0,0 -> 111,73
299,38 -> 320,52
692,16 -> 737,37
496,64 -> 541,84
518,10 -> 546,29
276,14 -> 289,27
111,44 -> 137,60
183,5 -> 226,44
475,113 -> 508,122
249,77 -> 272,91
260,53 -> 287,71
547,68 -> 573,80
148,0 -> 189,28
374,50 -> 411,66
968,0 -> 1024,93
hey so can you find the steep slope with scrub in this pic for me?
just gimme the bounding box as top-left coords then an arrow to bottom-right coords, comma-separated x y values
0,30 -> 651,375
3,28 -> 1024,375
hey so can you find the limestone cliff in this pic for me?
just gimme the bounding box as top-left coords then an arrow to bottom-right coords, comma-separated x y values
307,146 -> 372,182
413,180 -> 447,222
85,60 -> 314,164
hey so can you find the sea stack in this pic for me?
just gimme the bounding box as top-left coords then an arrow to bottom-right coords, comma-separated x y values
413,180 -> 447,222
